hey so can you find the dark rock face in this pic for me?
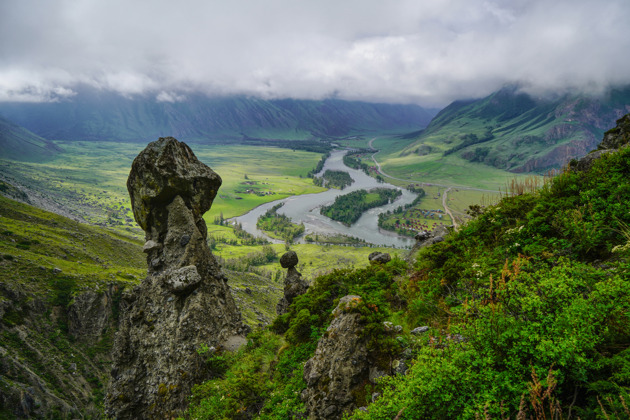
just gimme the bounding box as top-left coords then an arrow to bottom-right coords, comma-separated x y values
599,114 -> 630,150
105,137 -> 245,419
276,251 -> 309,315
302,295 -> 369,419
573,114 -> 630,172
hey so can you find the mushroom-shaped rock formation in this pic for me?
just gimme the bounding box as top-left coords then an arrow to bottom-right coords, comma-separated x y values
106,137 -> 246,419
276,251 -> 309,315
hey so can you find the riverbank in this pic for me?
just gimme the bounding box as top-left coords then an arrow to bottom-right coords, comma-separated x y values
233,149 -> 419,248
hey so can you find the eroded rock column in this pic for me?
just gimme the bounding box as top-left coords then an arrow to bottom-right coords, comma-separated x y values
276,251 -> 309,315
105,137 -> 246,419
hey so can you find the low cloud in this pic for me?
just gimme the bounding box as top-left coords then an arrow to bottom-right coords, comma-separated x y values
1,0 -> 628,107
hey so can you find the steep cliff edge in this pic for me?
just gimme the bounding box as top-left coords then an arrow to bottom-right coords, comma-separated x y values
105,137 -> 246,418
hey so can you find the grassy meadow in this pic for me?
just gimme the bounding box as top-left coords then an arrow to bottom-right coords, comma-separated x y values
0,141 -> 325,237
372,134 -> 535,190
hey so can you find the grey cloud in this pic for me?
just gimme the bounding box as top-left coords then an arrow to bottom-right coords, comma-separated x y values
0,0 -> 628,106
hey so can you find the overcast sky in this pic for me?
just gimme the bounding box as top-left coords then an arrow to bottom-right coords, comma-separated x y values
1,0 -> 628,107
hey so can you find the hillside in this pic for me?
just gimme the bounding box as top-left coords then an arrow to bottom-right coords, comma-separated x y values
0,116 -> 61,162
0,89 -> 434,143
0,189 -> 286,418
400,85 -> 630,172
183,115 -> 630,419
0,193 -> 144,418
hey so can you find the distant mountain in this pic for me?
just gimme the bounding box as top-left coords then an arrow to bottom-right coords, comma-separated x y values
401,85 -> 630,172
0,116 -> 61,162
0,88 -> 434,143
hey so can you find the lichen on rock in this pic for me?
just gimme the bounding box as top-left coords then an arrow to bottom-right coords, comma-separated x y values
301,295 -> 370,419
105,137 -> 246,419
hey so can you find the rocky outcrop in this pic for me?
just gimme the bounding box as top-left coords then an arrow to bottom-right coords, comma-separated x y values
67,283 -> 118,345
0,282 -> 111,419
368,251 -> 391,264
276,251 -> 309,315
599,113 -> 630,150
572,114 -> 630,172
105,137 -> 246,419
302,295 -> 370,419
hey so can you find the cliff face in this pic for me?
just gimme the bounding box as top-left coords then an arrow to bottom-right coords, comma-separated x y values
105,137 -> 246,419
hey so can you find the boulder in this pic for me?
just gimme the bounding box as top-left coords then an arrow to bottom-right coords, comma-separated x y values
368,252 -> 391,264
280,250 -> 298,268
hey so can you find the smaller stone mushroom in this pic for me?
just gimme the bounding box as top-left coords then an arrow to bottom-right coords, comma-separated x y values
276,251 -> 309,315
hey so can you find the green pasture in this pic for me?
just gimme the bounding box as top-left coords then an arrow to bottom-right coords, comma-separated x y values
216,241 -> 402,280
0,142 -> 326,237
159,145 -> 325,219
365,136 -> 540,192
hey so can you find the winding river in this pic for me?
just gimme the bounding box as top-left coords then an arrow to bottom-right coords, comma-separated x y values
232,149 -> 417,248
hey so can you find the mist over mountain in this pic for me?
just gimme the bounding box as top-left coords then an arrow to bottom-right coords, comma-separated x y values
402,85 -> 630,172
0,89 -> 435,143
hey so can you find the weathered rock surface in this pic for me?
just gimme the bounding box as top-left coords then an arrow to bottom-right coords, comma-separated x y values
408,225 -> 451,259
105,137 -> 245,419
67,283 -> 118,345
276,251 -> 309,315
0,283 -> 111,419
573,114 -> 630,172
302,295 -> 370,420
599,114 -> 630,150
368,251 -> 391,264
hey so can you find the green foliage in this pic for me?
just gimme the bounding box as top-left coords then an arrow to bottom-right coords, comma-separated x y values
343,151 -> 372,176
321,188 -> 402,226
187,330 -> 282,419
319,169 -> 353,189
351,145 -> 630,418
190,259 -> 406,419
354,258 -> 630,419
256,204 -> 305,242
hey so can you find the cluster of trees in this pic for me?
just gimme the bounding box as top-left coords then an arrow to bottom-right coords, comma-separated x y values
343,151 -> 371,175
303,233 -> 366,246
207,221 -> 269,248
321,188 -> 402,226
313,170 -> 353,189
307,152 -> 330,178
218,245 -> 278,272
256,203 -> 305,243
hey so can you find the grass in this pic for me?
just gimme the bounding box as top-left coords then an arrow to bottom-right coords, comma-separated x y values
0,194 -> 145,291
214,241 -> 400,279
194,145 -> 326,219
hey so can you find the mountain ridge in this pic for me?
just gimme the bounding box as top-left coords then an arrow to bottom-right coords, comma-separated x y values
401,85 -> 630,172
0,89 -> 435,143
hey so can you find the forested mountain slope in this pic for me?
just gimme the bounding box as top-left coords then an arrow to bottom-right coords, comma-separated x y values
401,85 -> 630,172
